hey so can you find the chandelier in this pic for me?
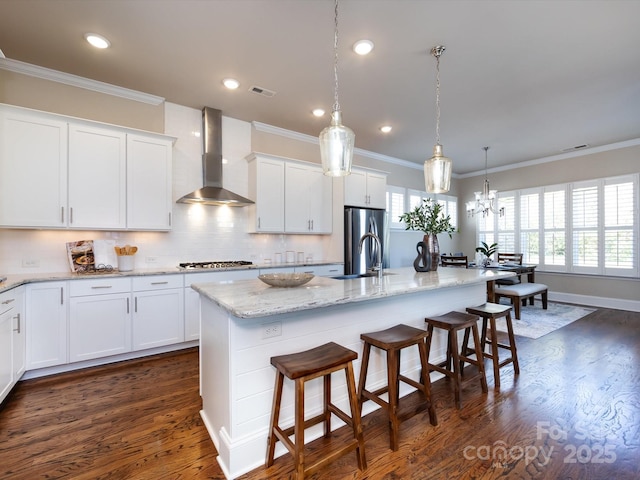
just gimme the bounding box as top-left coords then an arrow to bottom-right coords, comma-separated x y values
319,0 -> 354,177
466,147 -> 505,218
424,45 -> 452,193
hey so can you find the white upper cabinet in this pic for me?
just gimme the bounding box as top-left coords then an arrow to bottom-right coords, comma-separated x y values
344,168 -> 387,209
0,108 -> 68,227
68,124 -> 127,229
0,104 -> 174,231
247,153 -> 285,233
248,153 -> 333,234
285,162 -> 332,233
127,134 -> 173,230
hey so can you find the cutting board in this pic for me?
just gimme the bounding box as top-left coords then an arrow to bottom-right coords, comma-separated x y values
93,239 -> 117,269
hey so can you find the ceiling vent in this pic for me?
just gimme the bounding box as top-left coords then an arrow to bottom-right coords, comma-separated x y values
561,144 -> 590,153
249,85 -> 276,98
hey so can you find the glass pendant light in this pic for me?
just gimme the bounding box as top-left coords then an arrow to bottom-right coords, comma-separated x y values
319,0 -> 354,177
424,45 -> 452,193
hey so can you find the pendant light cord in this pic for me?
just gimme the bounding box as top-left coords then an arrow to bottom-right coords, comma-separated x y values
333,0 -> 340,113
435,53 -> 441,145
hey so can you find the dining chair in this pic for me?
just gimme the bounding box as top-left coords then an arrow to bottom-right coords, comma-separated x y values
496,253 -> 524,285
441,255 -> 468,268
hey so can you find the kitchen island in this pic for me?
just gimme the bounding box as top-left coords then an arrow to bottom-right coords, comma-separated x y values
193,266 -> 514,479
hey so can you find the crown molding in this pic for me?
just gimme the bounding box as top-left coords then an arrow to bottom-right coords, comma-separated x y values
458,138 -> 640,179
0,57 -> 164,106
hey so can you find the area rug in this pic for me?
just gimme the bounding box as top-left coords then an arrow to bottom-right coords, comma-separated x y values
492,301 -> 596,339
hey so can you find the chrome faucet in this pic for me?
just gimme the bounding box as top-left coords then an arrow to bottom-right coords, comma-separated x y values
358,232 -> 383,281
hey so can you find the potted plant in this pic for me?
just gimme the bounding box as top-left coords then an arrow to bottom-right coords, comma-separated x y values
399,198 -> 456,271
475,241 -> 498,266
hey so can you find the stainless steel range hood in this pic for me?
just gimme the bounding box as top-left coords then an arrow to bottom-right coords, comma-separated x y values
177,107 -> 254,206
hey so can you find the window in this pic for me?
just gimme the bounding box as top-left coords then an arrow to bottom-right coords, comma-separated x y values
475,173 -> 638,277
387,186 -> 458,230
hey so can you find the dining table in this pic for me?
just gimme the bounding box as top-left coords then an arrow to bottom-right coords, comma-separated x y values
469,262 -> 538,302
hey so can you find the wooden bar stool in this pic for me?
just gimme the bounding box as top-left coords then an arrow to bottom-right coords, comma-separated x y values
465,303 -> 520,389
357,324 -> 438,451
266,342 -> 366,479
424,311 -> 488,409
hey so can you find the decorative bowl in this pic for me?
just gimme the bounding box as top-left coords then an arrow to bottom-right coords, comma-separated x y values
258,272 -> 314,288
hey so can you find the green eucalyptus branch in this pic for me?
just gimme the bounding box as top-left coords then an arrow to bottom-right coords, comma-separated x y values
398,198 -> 456,238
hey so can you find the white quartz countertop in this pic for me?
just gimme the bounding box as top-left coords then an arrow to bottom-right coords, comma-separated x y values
0,261 -> 342,294
192,267 -> 515,319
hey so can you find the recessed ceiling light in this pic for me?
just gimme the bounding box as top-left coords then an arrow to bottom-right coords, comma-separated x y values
312,108 -> 325,117
353,39 -> 374,55
222,78 -> 240,90
380,125 -> 392,133
84,33 -> 110,49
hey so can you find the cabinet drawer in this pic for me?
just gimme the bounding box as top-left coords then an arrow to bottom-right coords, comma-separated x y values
70,277 -> 131,296
132,275 -> 183,291
0,291 -> 18,316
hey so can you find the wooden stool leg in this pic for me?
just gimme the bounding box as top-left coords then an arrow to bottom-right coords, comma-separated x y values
345,361 -> 367,470
418,340 -> 437,426
266,372 -> 284,467
323,373 -> 331,437
488,316 -> 501,388
357,342 -> 372,408
449,329 -> 462,409
471,324 -> 488,393
294,378 -> 305,478
505,311 -> 520,375
387,348 -> 400,451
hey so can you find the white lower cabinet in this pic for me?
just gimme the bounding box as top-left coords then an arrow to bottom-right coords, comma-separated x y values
132,275 -> 184,350
0,289 -> 19,403
69,277 -> 132,362
184,270 -> 258,341
26,281 -> 68,370
294,264 -> 343,277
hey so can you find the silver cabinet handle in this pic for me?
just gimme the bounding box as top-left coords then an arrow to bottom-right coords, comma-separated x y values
168,212 -> 172,226
150,281 -> 169,285
311,219 -> 314,230
1,298 -> 14,305
91,285 -> 113,289
61,206 -> 65,223
127,297 -> 130,314
258,217 -> 261,228
70,207 -> 73,224
13,313 -> 20,333
135,297 -> 138,313
60,287 -> 64,305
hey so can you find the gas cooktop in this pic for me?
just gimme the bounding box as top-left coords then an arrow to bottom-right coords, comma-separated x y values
179,261 -> 253,270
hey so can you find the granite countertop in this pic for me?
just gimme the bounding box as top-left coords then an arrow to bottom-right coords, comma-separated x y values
0,261 -> 343,294
192,267 -> 515,319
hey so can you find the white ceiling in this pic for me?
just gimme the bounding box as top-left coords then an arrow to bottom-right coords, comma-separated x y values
1,0 -> 639,175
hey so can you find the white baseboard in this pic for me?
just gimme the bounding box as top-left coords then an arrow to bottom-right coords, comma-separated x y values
549,292 -> 640,312
21,341 -> 199,380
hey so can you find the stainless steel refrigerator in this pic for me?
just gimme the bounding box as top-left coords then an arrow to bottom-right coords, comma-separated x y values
344,206 -> 389,275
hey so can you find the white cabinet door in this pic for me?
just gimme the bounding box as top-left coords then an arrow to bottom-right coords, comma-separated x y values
366,171 -> 387,209
127,134 -> 173,230
248,154 -> 285,232
133,288 -> 184,350
69,293 -> 131,362
284,162 -> 310,232
307,166 -> 333,233
0,305 -> 13,403
11,287 -> 26,381
68,124 -> 127,229
344,168 -> 387,208
285,163 -> 332,234
344,169 -> 368,207
0,108 -> 67,228
26,282 -> 68,370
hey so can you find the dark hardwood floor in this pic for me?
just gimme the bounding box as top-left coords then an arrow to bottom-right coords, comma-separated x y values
1,307 -> 639,479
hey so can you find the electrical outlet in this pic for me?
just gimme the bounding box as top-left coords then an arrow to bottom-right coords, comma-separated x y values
145,256 -> 158,264
262,321 -> 282,339
22,258 -> 40,268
